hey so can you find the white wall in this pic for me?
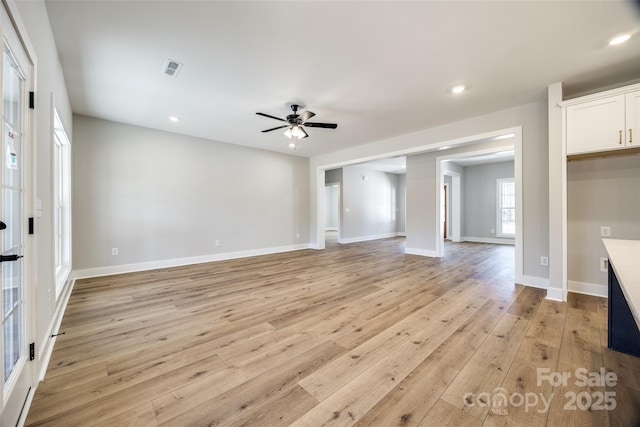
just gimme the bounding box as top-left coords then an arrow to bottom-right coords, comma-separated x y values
13,0 -> 73,373
72,115 -> 310,274
310,100 -> 549,282
567,155 -> 640,296
340,166 -> 400,242
463,160 -> 514,242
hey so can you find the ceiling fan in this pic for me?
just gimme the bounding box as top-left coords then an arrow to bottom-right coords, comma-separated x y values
256,104 -> 337,144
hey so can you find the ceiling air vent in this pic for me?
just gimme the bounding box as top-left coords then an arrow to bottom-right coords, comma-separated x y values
162,59 -> 183,77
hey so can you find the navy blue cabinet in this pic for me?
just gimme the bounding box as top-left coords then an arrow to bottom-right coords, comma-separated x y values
608,261 -> 640,357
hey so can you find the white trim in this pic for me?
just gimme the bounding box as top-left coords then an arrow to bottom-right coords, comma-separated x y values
517,274 -> 549,290
325,227 -> 338,231
73,244 -> 311,280
462,236 -> 515,245
398,232 -> 406,237
451,175 -> 461,242
559,82 -> 640,108
405,247 -> 438,257
568,280 -> 608,298
315,168 -> 326,250
546,287 -> 564,301
561,94 -> 569,302
338,232 -> 401,244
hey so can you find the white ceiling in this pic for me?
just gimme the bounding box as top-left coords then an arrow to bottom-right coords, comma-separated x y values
446,150 -> 515,168
357,156 -> 407,174
45,1 -> 640,158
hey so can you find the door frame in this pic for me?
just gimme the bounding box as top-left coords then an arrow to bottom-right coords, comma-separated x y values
0,1 -> 37,425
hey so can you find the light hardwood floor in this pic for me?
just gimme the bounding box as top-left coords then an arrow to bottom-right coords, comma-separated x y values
26,237 -> 640,426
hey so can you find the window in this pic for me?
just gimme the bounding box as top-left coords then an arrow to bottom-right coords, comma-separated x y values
53,110 -> 71,297
497,178 -> 515,238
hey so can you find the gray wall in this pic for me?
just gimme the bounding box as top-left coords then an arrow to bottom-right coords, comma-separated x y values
73,115 -> 309,271
567,154 -> 640,288
341,166 -> 401,240
463,161 -> 514,241
15,0 -> 74,365
325,168 -> 343,184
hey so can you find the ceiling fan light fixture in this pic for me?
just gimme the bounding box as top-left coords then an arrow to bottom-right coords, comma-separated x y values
285,124 -> 306,140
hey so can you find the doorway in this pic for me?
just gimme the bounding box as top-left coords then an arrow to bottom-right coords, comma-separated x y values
435,140 -> 520,282
325,183 -> 340,244
1,4 -> 35,425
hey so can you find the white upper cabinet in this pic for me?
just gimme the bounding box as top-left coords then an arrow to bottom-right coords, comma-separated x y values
626,90 -> 640,148
564,84 -> 640,156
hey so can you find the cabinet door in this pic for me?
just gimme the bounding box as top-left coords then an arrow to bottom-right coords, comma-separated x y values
566,95 -> 625,155
626,90 -> 640,148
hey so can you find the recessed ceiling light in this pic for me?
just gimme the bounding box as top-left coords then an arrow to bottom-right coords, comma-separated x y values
168,116 -> 179,122
451,85 -> 466,94
439,145 -> 451,150
609,34 -> 631,45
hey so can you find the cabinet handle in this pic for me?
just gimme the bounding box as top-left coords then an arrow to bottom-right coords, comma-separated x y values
630,129 -> 633,144
619,130 -> 623,144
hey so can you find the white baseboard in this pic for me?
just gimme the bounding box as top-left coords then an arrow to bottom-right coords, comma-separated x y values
405,247 -> 438,257
73,244 -> 311,280
398,232 -> 406,237
517,274 -> 549,290
546,287 -> 565,302
338,232 -> 401,244
325,227 -> 338,231
462,236 -> 515,245
568,280 -> 607,298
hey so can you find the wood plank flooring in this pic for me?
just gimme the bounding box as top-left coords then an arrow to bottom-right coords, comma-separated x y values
26,237 -> 640,426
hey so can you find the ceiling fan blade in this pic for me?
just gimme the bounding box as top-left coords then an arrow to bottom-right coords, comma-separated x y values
261,125 -> 289,133
303,122 -> 338,129
300,127 -> 309,139
299,110 -> 316,123
256,112 -> 286,122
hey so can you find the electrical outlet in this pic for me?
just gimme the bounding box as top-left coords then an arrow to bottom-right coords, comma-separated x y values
296,232 -> 300,239
111,248 -> 119,256
600,226 -> 611,237
490,228 -> 495,234
540,256 -> 548,266
215,240 -> 220,247
600,257 -> 609,272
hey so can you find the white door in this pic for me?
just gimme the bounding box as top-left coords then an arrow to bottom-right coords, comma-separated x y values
1,4 -> 34,425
